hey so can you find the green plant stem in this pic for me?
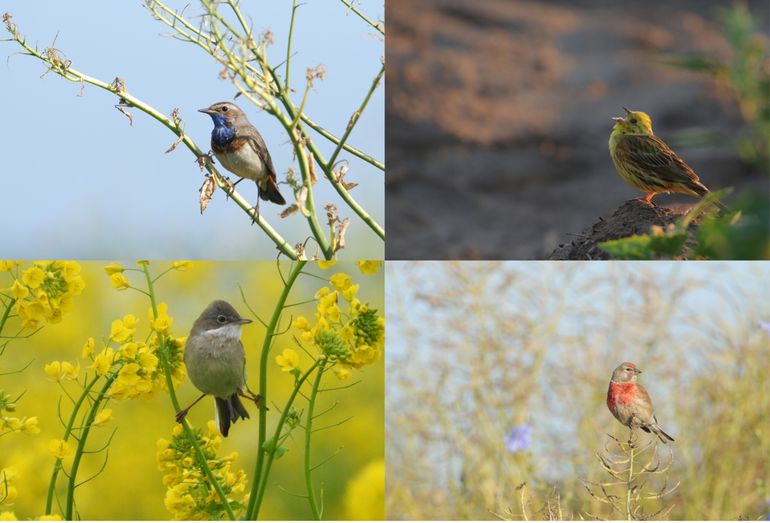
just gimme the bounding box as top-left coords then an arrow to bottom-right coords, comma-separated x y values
249,359 -> 321,519
44,375 -> 100,515
304,359 -> 327,520
626,439 -> 635,520
0,299 -> 15,337
338,0 -> 384,35
327,63 -> 384,171
284,0 -> 299,93
221,1 -> 384,242
65,372 -> 117,520
141,264 -> 236,520
246,260 -> 306,518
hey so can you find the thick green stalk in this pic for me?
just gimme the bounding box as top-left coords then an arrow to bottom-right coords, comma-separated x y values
249,359 -> 320,519
44,375 -> 100,515
246,261 -> 306,518
65,372 -> 117,520
303,359 -> 327,519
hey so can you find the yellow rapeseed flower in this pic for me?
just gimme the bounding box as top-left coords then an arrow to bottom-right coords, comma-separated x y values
334,368 -> 351,381
9,280 -> 28,300
81,337 -> 95,359
44,361 -> 62,380
356,260 -> 381,275
109,272 -> 130,290
329,273 -> 352,291
103,263 -> 124,275
0,511 -> 17,520
21,266 -> 44,288
109,318 -> 135,343
48,439 -> 73,459
0,261 -> 20,272
275,349 -> 300,372
150,302 -> 173,334
92,409 -> 113,426
90,348 -> 115,376
171,260 -> 192,270
317,260 -> 336,269
61,361 -> 80,380
293,316 -> 310,331
22,416 -> 40,434
38,516 -> 62,521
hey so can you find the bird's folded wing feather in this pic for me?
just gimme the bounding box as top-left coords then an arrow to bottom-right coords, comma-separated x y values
239,127 -> 278,181
617,134 -> 701,186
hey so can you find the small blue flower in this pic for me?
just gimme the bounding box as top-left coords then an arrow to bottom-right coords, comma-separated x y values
759,321 -> 770,334
504,423 -> 532,453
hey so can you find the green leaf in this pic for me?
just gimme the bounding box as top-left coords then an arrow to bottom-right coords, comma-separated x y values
599,235 -> 655,260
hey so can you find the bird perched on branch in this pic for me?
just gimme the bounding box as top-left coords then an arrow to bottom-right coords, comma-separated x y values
609,107 -> 726,210
176,300 -> 261,437
200,102 -> 286,219
606,362 -> 674,444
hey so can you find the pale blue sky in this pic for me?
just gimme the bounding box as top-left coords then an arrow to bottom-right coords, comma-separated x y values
2,1 -> 383,259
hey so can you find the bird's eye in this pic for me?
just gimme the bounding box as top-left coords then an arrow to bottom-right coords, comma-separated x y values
217,315 -> 227,324
221,106 -> 229,112
630,118 -> 637,124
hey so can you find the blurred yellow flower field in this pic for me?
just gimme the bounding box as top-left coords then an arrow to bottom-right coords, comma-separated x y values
0,261 -> 384,520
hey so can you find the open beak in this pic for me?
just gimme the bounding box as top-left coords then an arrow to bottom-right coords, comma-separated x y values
612,107 -> 632,122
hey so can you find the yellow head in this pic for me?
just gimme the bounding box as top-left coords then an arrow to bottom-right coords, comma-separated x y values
611,107 -> 653,135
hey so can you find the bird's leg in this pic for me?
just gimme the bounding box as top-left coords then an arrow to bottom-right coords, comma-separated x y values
196,151 -> 215,169
220,176 -> 243,202
642,192 -> 656,205
249,181 -> 261,225
238,388 -> 267,410
627,428 -> 637,449
175,393 -> 207,424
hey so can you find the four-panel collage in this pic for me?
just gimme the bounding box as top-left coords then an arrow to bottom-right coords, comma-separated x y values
1,1 -> 768,522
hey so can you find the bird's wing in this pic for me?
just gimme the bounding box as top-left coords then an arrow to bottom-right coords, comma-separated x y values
237,340 -> 247,386
632,384 -> 656,421
616,134 -> 705,191
238,126 -> 279,181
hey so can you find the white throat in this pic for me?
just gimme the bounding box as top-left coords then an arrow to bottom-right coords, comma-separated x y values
202,323 -> 243,339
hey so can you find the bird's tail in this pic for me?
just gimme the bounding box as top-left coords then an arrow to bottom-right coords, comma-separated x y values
651,423 -> 675,444
691,184 -> 728,212
259,177 -> 286,205
215,392 -> 250,437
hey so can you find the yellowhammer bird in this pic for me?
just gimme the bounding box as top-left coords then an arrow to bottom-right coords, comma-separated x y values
609,107 -> 725,209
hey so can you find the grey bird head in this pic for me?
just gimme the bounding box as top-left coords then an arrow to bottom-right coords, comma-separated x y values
198,101 -> 249,126
191,300 -> 252,336
611,362 -> 641,383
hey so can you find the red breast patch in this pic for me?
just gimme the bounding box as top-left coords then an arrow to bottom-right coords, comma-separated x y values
607,381 -> 636,409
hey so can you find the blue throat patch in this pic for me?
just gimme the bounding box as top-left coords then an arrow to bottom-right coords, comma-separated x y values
209,113 -> 236,146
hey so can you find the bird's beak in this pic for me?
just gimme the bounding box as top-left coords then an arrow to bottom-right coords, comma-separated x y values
198,107 -> 215,115
234,317 -> 252,325
612,106 -> 632,122
633,368 -> 642,375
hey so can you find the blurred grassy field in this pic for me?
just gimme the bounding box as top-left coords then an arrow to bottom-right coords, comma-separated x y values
0,261 -> 383,520
386,261 -> 769,520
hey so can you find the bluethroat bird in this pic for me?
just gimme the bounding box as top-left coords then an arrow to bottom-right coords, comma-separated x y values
176,300 -> 261,437
199,102 -> 286,217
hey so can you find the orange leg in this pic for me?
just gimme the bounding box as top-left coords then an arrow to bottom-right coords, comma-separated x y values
643,192 -> 656,204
